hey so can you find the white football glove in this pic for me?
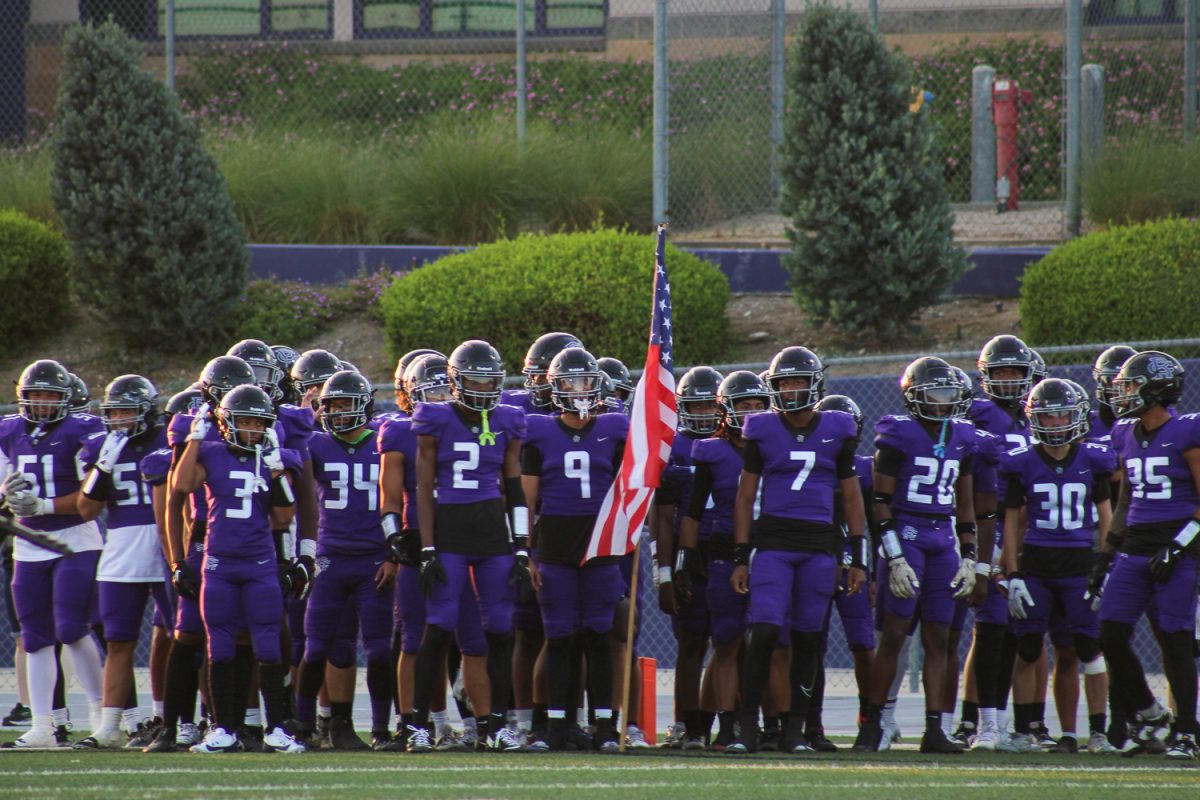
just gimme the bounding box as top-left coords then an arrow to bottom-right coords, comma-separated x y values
951,557 -> 977,599
261,427 -> 284,472
887,556 -> 920,599
189,404 -> 212,441
2,471 -> 32,499
1007,575 -> 1035,620
95,430 -> 129,473
5,486 -> 52,517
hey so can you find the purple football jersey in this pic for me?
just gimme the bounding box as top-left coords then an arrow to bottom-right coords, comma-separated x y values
411,402 -> 526,504
500,389 -> 540,416
377,417 -> 418,530
0,413 -> 104,531
276,404 -> 315,461
196,441 -> 276,561
524,413 -> 628,516
1111,413 -> 1200,525
309,430 -> 385,555
140,447 -> 173,487
1001,442 -> 1117,548
689,437 -> 744,536
743,410 -> 857,523
874,415 -> 976,519
968,398 -> 1031,497
1087,410 -> 1114,444
970,428 -> 1004,497
80,427 -> 168,528
659,429 -> 707,533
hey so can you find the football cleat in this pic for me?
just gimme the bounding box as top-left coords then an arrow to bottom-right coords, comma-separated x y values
239,724 -> 264,753
434,730 -> 469,752
920,727 -> 964,754
758,728 -> 779,752
143,727 -> 177,753
53,724 -> 72,747
566,725 -> 594,752
74,727 -> 122,750
525,728 -> 550,752
263,726 -> 306,753
176,722 -> 201,747
371,729 -> 406,752
1050,736 -> 1079,754
807,731 -> 838,753
726,727 -> 758,755
1030,723 -> 1057,750
406,725 -> 434,753
995,733 -> 1036,753
327,714 -> 368,751
594,718 -> 619,754
1165,733 -> 1198,761
1,703 -> 32,728
1087,731 -> 1120,755
970,721 -> 999,752
710,727 -> 734,751
125,717 -> 163,749
682,735 -> 706,752
1,726 -> 58,748
660,721 -> 687,749
490,727 -> 525,752
623,725 -> 650,749
788,734 -> 815,754
948,721 -> 974,748
852,720 -> 883,752
190,727 -> 240,754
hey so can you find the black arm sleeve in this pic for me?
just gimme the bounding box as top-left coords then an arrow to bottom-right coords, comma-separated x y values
1004,476 -> 1027,509
521,444 -> 543,477
874,445 -> 904,478
504,476 -> 527,510
1092,473 -> 1112,504
612,440 -> 626,471
835,439 -> 857,480
655,473 -> 683,506
684,462 -> 716,523
741,439 -> 764,475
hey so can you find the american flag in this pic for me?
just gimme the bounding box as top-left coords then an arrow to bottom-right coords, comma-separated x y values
583,224 -> 678,563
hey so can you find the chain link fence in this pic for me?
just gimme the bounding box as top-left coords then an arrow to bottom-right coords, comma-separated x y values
3,1 -> 1196,245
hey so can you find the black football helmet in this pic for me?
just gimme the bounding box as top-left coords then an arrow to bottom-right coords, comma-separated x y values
523,332 -> 583,410
1112,351 -> 1184,418
16,359 -> 72,424
291,349 -> 342,407
548,347 -> 604,419
950,366 -> 975,419
766,346 -> 825,412
597,357 -> 634,403
1092,345 -> 1137,414
1026,378 -> 1088,446
100,375 -> 160,437
677,366 -> 724,434
270,344 -> 301,405
394,349 -> 444,413
217,384 -> 277,452
404,354 -> 453,406
67,373 -> 90,414
228,339 -> 285,404
319,370 -> 375,434
901,357 -> 962,421
977,335 -> 1035,402
816,393 -> 864,441
1030,350 -> 1047,386
199,355 -> 256,407
449,340 -> 505,412
1064,378 -> 1093,438
164,387 -> 204,422
339,359 -> 360,374
718,370 -> 771,431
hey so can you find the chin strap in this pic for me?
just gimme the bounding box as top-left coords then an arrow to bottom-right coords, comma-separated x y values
478,408 -> 497,446
933,418 -> 949,459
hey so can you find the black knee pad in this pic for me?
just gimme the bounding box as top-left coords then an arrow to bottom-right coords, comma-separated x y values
1098,620 -> 1133,654
1162,629 -> 1195,662
485,631 -> 513,655
790,630 -> 823,654
1072,633 -> 1102,664
1016,632 -> 1043,664
547,635 -> 572,656
749,622 -> 781,653
421,624 -> 453,652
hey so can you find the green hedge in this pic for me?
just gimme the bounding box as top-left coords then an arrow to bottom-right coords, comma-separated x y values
1021,218 -> 1200,345
379,230 -> 730,371
0,210 -> 71,346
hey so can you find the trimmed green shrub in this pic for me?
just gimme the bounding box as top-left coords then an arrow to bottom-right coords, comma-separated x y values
1021,218 -> 1200,345
1083,138 -> 1200,228
0,210 -> 71,345
51,22 -> 247,353
378,229 -> 730,370
233,271 -> 401,343
781,5 -> 967,338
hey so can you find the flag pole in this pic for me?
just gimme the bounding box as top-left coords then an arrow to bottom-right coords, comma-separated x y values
618,540 -> 642,753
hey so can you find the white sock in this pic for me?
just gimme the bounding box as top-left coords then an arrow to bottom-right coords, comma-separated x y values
25,648 -> 57,718
121,708 -> 141,733
152,700 -> 164,719
30,713 -> 54,735
244,707 -> 262,727
52,707 -> 69,727
881,698 -> 897,726
318,704 -> 332,720
431,710 -> 449,737
1061,730 -> 1077,740
997,709 -> 1008,732
981,707 -> 997,729
595,709 -> 612,719
515,708 -> 532,732
64,637 -> 105,705
462,717 -> 476,733
100,707 -> 123,737
15,646 -> 29,706
944,716 -> 955,736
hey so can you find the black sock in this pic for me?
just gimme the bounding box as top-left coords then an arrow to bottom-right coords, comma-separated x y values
684,709 -> 704,739
700,710 -> 715,744
484,632 -> 514,723
789,631 -> 822,734
412,625 -> 452,728
761,714 -> 780,734
208,660 -> 238,732
858,695 -> 869,724
961,700 -> 979,727
366,659 -> 394,733
865,702 -> 884,724
925,711 -> 942,735
1089,712 -> 1106,736
1163,630 -> 1199,735
1014,703 -> 1034,735
532,703 -> 548,729
718,710 -> 735,737
739,624 -> 780,734
163,641 -> 200,729
546,636 -> 573,720
1032,701 -> 1046,727
258,662 -> 289,731
231,645 -> 255,728
475,714 -> 491,742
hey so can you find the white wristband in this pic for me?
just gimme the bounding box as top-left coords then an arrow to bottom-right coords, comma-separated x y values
510,506 -> 529,540
881,529 -> 904,561
1173,519 -> 1200,548
974,561 -> 991,576
36,497 -> 55,516
649,539 -> 658,558
298,538 -> 316,559
657,566 -> 673,585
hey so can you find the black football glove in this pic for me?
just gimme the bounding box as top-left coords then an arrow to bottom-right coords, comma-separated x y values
171,560 -> 199,599
419,547 -> 446,597
1149,543 -> 1184,584
673,546 -> 703,609
288,555 -> 316,600
278,560 -> 294,596
509,550 -> 535,604
1085,550 -> 1114,608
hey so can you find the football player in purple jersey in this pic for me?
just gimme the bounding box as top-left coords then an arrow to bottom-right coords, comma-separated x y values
727,346 -> 866,754
675,371 -> 770,750
502,332 -> 584,415
1090,346 -> 1137,445
522,347 -> 629,751
172,385 -> 306,754
597,357 -> 634,413
855,356 -> 978,754
655,365 -> 722,749
999,378 -> 1117,755
0,360 -> 106,748
1095,351 -> 1200,760
74,376 -> 171,749
291,371 -> 396,750
392,349 -> 445,418
408,340 -> 528,753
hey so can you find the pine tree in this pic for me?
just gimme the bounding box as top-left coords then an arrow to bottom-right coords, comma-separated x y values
780,4 -> 966,338
51,21 -> 247,352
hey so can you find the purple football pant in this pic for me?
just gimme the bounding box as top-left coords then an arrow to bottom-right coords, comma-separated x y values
99,580 -> 174,642
1049,607 -> 1076,648
536,561 -> 622,639
880,521 -> 958,626
513,547 -> 544,633
287,591 -> 308,666
201,555 -> 283,663
13,550 -> 100,652
748,549 -> 837,633
976,578 -> 1010,626
707,559 -> 748,645
832,569 -> 875,650
175,543 -> 206,637
394,564 -> 487,656
426,552 -> 514,635
304,553 -> 391,664
1010,573 -> 1098,639
1100,552 -> 1199,634
949,597 -> 969,633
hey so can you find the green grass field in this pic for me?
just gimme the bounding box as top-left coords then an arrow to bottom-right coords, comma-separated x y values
1,744 -> 1196,799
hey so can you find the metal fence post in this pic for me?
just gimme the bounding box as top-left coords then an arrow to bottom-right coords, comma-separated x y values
165,0 -> 176,92
1081,64 -> 1105,167
869,0 -> 878,31
653,0 -> 669,224
516,0 -> 527,147
971,65 -> 996,205
770,0 -> 786,204
1064,0 -> 1083,238
1186,0 -> 1197,142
